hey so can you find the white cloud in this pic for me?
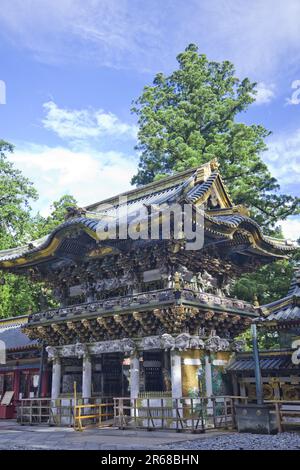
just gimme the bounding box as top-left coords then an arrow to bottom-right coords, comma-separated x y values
0,0 -> 164,71
264,128 -> 300,190
253,82 -> 276,105
10,144 -> 137,215
188,0 -> 300,78
42,101 -> 137,141
278,218 -> 300,241
1,0 -> 300,76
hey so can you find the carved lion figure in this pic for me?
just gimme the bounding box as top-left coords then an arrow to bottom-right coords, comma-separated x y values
174,333 -> 191,351
120,338 -> 136,354
190,336 -> 205,350
142,336 -> 161,350
205,335 -> 230,352
161,333 -> 175,351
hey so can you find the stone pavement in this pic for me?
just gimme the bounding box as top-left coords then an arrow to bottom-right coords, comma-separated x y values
0,420 -> 231,450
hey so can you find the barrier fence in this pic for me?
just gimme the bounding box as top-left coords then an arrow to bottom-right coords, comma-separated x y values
266,400 -> 300,433
17,396 -> 300,432
17,397 -> 113,428
113,396 -> 248,432
73,401 -> 114,431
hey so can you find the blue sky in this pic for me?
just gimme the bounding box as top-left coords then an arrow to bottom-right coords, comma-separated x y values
0,0 -> 299,240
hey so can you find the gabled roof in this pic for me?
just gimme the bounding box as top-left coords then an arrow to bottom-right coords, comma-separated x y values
0,160 -> 296,271
260,266 -> 300,325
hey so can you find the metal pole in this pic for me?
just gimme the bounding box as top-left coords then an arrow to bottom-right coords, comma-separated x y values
251,323 -> 263,405
37,342 -> 46,398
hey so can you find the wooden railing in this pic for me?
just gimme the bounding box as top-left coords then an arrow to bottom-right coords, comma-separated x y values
266,400 -> 300,433
113,396 -> 248,432
17,397 -> 113,427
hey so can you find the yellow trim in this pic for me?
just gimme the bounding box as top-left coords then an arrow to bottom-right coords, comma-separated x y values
0,316 -> 28,327
0,223 -> 101,268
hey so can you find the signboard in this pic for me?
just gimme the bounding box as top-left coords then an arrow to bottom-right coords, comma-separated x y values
1,391 -> 14,406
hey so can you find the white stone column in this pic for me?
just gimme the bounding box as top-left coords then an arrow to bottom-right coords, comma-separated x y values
205,354 -> 213,415
130,353 -> 140,400
82,354 -> 92,400
51,357 -> 61,400
171,350 -> 182,399
205,354 -> 213,397
130,353 -> 140,420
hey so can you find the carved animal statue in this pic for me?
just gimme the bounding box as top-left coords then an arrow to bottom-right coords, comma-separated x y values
175,333 -> 191,351
75,342 -> 89,358
201,270 -> 217,293
231,340 -> 245,353
218,337 -> 230,351
46,346 -> 58,360
161,333 -> 175,351
120,338 -> 136,354
205,335 -> 230,352
91,342 -> 107,355
190,336 -> 205,350
142,336 -> 161,349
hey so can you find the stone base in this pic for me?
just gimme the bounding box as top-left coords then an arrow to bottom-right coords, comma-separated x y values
235,404 -> 277,434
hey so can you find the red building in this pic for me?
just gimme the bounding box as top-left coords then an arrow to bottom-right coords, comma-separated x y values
0,315 -> 50,418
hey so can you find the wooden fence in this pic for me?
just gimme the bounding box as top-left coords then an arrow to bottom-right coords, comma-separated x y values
18,396 -> 300,433
17,397 -> 113,428
267,400 -> 300,433
113,396 -> 248,433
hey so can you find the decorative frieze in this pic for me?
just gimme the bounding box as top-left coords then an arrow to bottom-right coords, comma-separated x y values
47,333 -> 231,359
205,335 -> 230,352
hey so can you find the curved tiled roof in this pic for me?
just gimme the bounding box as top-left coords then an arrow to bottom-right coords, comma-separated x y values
227,352 -> 299,371
260,266 -> 300,324
0,317 -> 38,350
0,160 -> 296,269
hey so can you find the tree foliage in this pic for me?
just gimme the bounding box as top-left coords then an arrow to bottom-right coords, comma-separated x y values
132,44 -> 299,229
30,194 -> 77,239
0,140 -> 37,249
231,259 -> 294,305
0,141 -> 77,318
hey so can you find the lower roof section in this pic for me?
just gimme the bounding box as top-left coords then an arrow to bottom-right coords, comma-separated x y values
227,350 -> 298,372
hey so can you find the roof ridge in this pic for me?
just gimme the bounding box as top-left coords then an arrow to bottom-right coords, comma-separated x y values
85,160 -> 220,211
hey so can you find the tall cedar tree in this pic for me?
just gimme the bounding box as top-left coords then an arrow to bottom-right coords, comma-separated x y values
131,45 -> 299,348
131,44 -> 299,230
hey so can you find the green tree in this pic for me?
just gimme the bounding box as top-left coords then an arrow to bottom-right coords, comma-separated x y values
131,44 -> 299,229
0,140 -> 37,249
0,141 -> 77,317
232,259 -> 294,305
30,194 -> 77,239
0,193 -> 77,318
